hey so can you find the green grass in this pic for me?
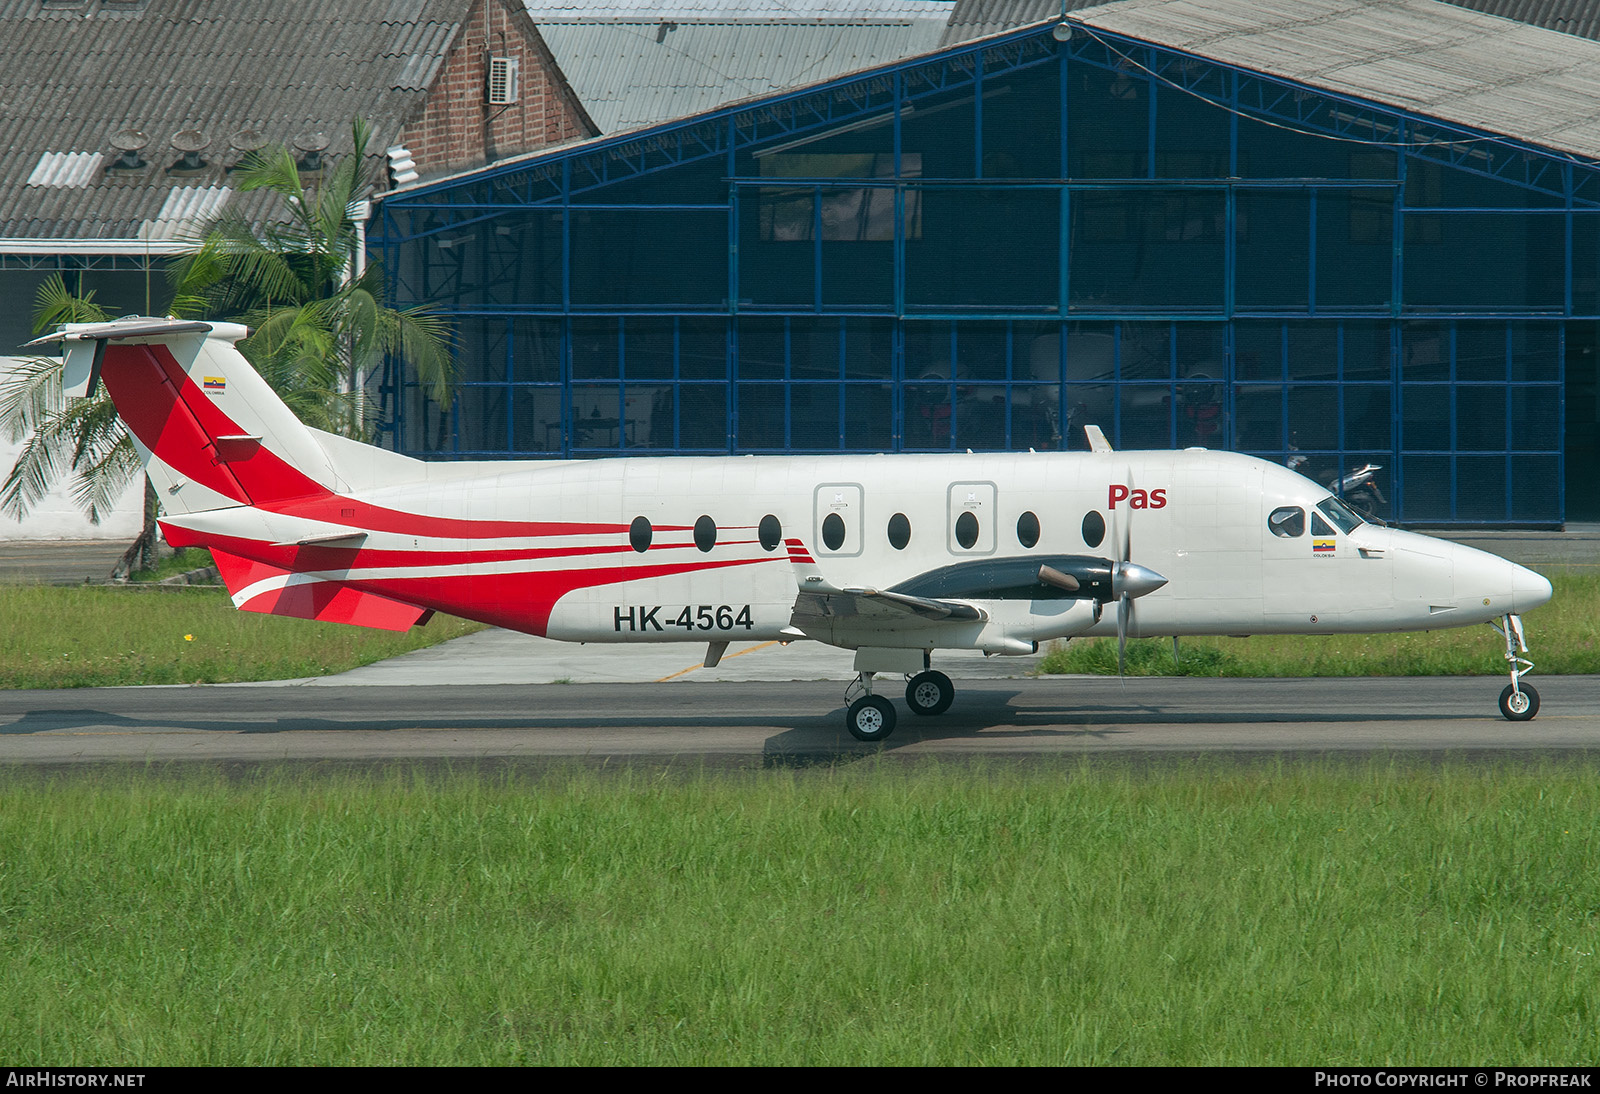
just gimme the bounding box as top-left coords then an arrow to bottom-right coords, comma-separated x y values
0,585 -> 483,688
1040,570 -> 1600,677
1,761 -> 1596,1065
126,546 -> 218,584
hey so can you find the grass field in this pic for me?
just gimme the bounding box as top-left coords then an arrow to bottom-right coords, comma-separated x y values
0,584 -> 483,689
1,761 -> 1595,1065
1040,571 -> 1600,677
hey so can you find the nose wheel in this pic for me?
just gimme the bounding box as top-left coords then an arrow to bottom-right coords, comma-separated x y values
1492,613 -> 1539,722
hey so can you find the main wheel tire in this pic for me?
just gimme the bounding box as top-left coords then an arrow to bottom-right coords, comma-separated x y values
905,670 -> 955,716
846,695 -> 897,742
1499,682 -> 1540,721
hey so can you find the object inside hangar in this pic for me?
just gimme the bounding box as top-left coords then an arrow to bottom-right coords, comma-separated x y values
372,20 -> 1600,526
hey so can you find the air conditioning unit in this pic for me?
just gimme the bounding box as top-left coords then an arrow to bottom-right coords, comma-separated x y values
487,57 -> 520,105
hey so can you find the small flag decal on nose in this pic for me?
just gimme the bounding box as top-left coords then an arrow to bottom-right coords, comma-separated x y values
1312,538 -> 1335,554
203,376 -> 226,393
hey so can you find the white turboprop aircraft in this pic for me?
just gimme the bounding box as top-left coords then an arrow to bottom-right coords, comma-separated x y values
30,318 -> 1553,740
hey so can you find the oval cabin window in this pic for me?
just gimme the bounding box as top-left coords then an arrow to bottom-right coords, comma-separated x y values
629,516 -> 652,553
955,511 -> 979,550
1082,511 -> 1106,549
822,513 -> 846,551
694,515 -> 717,552
887,512 -> 911,550
759,514 -> 782,551
1017,511 -> 1040,548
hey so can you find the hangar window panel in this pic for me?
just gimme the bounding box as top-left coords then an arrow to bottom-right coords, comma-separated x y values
1120,385 -> 1173,449
740,187 -> 815,308
737,384 -> 786,449
1510,324 -> 1559,382
1067,190 -> 1224,310
402,383 -> 452,454
454,316 -> 510,384
900,84 -> 976,179
1401,385 -> 1452,451
1119,322 -> 1174,382
1235,191 -> 1310,310
512,319 -> 562,383
905,188 -> 1058,309
1010,385 -> 1061,449
1063,383 -> 1114,450
569,158 -> 728,205
1315,190 -> 1394,310
905,321 -> 953,380
821,223 -> 894,307
1403,213 -> 1564,311
571,319 -> 620,380
624,319 -> 676,380
1455,455 -> 1508,521
1234,322 -> 1284,382
1235,113 -> 1381,181
679,319 -> 728,380
569,210 -> 726,308
791,385 -> 843,450
474,212 -> 563,308
955,385 -> 1008,450
903,383 -> 954,449
1287,385 -> 1339,452
1176,324 -> 1226,380
1342,321 -> 1393,381
1286,323 -> 1339,382
1401,454 -> 1453,520
625,385 -> 674,449
739,115 -> 898,176
737,318 -> 788,380
510,387 -> 563,454
1455,323 -> 1508,383
790,319 -> 843,380
678,385 -> 728,450
1572,215 -> 1600,316
955,322 -> 1008,381
1342,386 -> 1392,451
1402,323 -> 1451,382
843,320 -> 894,380
1511,387 -> 1560,451
844,384 -> 893,450
1153,83 -> 1231,180
1456,387 -> 1508,451
570,384 -> 623,450
452,385 -> 511,453
1512,455 -> 1561,521
1233,384 -> 1283,452
1404,160 -> 1561,210
983,61 -> 1061,179
1176,375 -> 1225,448
1067,64 -> 1148,179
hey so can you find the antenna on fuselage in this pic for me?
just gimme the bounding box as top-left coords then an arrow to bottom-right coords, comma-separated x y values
1083,424 -> 1113,453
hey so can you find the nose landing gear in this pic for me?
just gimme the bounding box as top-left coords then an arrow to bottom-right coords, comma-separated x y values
1492,613 -> 1539,721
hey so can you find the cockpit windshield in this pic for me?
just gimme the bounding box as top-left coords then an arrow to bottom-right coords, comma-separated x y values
1316,496 -> 1363,534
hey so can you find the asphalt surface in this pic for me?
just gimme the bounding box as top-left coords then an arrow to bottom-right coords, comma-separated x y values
1,675 -> 1594,766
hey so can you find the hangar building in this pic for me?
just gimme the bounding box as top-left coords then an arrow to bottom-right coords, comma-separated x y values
371,0 -> 1600,526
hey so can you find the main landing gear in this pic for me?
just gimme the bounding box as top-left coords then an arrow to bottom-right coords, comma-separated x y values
844,663 -> 957,742
1492,613 -> 1539,722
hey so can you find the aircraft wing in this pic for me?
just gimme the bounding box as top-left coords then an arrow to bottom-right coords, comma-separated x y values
782,538 -> 986,636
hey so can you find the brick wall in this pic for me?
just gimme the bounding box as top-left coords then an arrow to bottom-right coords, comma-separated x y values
400,0 -> 595,178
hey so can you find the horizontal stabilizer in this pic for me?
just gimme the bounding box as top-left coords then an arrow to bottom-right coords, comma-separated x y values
211,549 -> 428,632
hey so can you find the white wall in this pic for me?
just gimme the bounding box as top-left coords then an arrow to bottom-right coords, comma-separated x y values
0,355 -> 142,540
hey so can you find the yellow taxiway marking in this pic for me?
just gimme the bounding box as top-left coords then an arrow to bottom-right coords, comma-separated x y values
656,641 -> 780,682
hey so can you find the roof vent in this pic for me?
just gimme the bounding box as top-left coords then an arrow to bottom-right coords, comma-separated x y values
106,128 -> 149,171
487,56 -> 519,106
167,129 -> 210,174
293,131 -> 329,173
386,144 -> 419,187
227,129 -> 267,171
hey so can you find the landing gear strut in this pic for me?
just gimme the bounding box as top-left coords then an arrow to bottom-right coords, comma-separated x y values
1492,613 -> 1540,722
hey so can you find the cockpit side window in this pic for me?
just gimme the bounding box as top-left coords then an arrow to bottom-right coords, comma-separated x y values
1269,506 -> 1305,538
1311,511 -> 1335,537
1316,496 -> 1362,534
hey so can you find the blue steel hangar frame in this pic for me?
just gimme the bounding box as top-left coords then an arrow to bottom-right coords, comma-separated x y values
370,20 -> 1593,526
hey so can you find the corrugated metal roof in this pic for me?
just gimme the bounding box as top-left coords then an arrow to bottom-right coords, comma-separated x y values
0,0 -> 479,245
535,15 -> 953,133
525,1 -> 955,18
1054,0 -> 1600,163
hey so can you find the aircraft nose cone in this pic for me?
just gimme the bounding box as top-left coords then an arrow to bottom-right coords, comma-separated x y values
1512,565 -> 1553,613
1114,562 -> 1168,599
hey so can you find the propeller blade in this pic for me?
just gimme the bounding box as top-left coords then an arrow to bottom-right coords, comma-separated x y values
1117,594 -> 1130,676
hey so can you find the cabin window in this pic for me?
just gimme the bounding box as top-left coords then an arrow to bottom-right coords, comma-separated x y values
629,516 -> 652,552
1017,511 -> 1040,548
1082,510 -> 1106,548
887,512 -> 911,550
695,515 -> 717,552
1268,506 -> 1305,537
822,512 -> 846,550
759,514 -> 782,551
955,511 -> 980,550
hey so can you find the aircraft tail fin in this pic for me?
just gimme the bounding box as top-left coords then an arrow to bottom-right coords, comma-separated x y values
27,318 -> 343,514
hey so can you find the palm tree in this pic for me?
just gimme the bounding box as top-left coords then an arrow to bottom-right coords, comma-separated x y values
1,118 -> 452,578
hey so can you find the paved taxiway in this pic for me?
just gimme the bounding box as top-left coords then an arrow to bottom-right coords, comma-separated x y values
3,674 -> 1596,765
